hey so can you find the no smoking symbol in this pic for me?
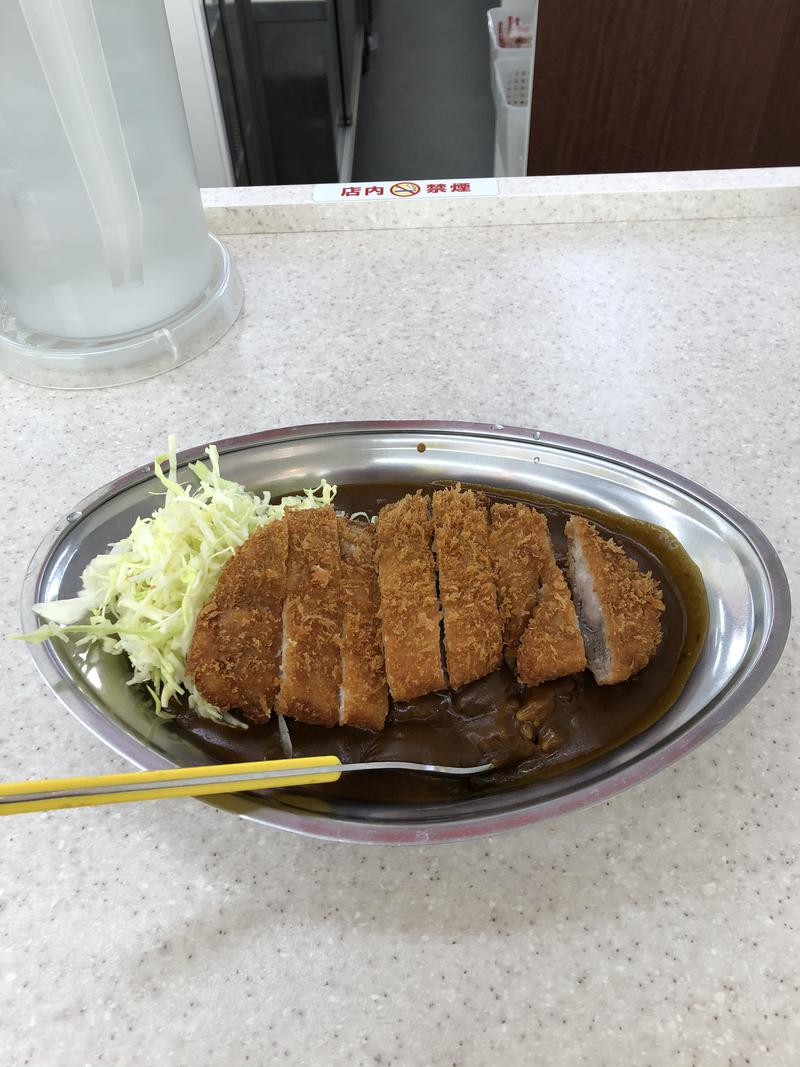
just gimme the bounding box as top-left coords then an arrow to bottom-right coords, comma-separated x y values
390,181 -> 421,198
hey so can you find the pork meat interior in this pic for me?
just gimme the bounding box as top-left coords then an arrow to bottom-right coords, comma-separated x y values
565,515 -> 664,684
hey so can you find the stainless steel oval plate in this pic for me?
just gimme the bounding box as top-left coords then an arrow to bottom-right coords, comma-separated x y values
22,422 -> 790,843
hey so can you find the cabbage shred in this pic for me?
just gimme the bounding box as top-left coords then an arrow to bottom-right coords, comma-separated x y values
25,438 -> 335,725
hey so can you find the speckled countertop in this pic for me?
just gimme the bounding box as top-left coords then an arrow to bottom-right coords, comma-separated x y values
2,172 -> 799,1066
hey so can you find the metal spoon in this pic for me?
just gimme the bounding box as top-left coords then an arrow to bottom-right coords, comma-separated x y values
0,755 -> 494,815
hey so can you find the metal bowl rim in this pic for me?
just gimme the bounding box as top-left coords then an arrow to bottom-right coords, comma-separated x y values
21,420 -> 792,844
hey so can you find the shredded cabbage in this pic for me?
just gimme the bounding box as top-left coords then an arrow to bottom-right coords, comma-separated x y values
21,437 -> 335,726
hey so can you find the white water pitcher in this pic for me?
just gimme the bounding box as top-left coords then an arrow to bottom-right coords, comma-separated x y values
0,0 -> 242,388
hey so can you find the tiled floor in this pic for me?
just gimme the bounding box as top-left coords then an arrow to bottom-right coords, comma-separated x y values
353,0 -> 495,180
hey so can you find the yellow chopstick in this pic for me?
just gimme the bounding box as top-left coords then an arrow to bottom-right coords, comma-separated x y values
0,755 -> 342,815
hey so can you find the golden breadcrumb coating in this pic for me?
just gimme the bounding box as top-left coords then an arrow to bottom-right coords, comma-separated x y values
338,517 -> 389,730
515,514 -> 586,687
186,518 -> 288,723
489,502 -> 550,667
432,486 -> 503,689
375,492 -> 445,701
276,506 -> 342,726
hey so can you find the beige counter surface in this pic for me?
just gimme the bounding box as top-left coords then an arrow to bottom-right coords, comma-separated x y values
1,170 -> 798,1066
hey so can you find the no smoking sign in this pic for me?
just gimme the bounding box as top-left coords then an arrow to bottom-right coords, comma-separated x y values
389,181 -> 421,197
313,178 -> 498,202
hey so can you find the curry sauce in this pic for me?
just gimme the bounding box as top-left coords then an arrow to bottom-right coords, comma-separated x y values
170,482 -> 708,804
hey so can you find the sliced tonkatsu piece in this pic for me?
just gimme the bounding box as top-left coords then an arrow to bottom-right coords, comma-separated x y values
337,517 -> 389,730
515,516 -> 587,687
186,518 -> 288,723
564,515 -> 664,685
375,492 -> 445,701
432,486 -> 503,689
276,506 -> 342,726
489,502 -> 551,668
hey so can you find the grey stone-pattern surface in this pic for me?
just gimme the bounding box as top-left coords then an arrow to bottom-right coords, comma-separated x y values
201,168 -> 800,234
1,209 -> 798,1066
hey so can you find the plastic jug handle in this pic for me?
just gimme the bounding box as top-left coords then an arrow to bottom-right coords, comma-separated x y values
20,0 -> 143,289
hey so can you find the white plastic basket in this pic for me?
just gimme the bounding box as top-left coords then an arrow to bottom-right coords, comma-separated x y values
487,7 -> 536,63
492,55 -> 532,176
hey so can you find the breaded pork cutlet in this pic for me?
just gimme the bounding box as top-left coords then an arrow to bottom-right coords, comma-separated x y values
276,506 -> 342,726
515,514 -> 587,687
186,518 -> 288,723
375,493 -> 445,701
489,502 -> 551,668
337,517 -> 388,730
565,516 -> 664,684
432,486 -> 503,689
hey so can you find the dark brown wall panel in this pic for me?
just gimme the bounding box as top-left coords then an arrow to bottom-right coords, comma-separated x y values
527,0 -> 800,175
751,5 -> 800,166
